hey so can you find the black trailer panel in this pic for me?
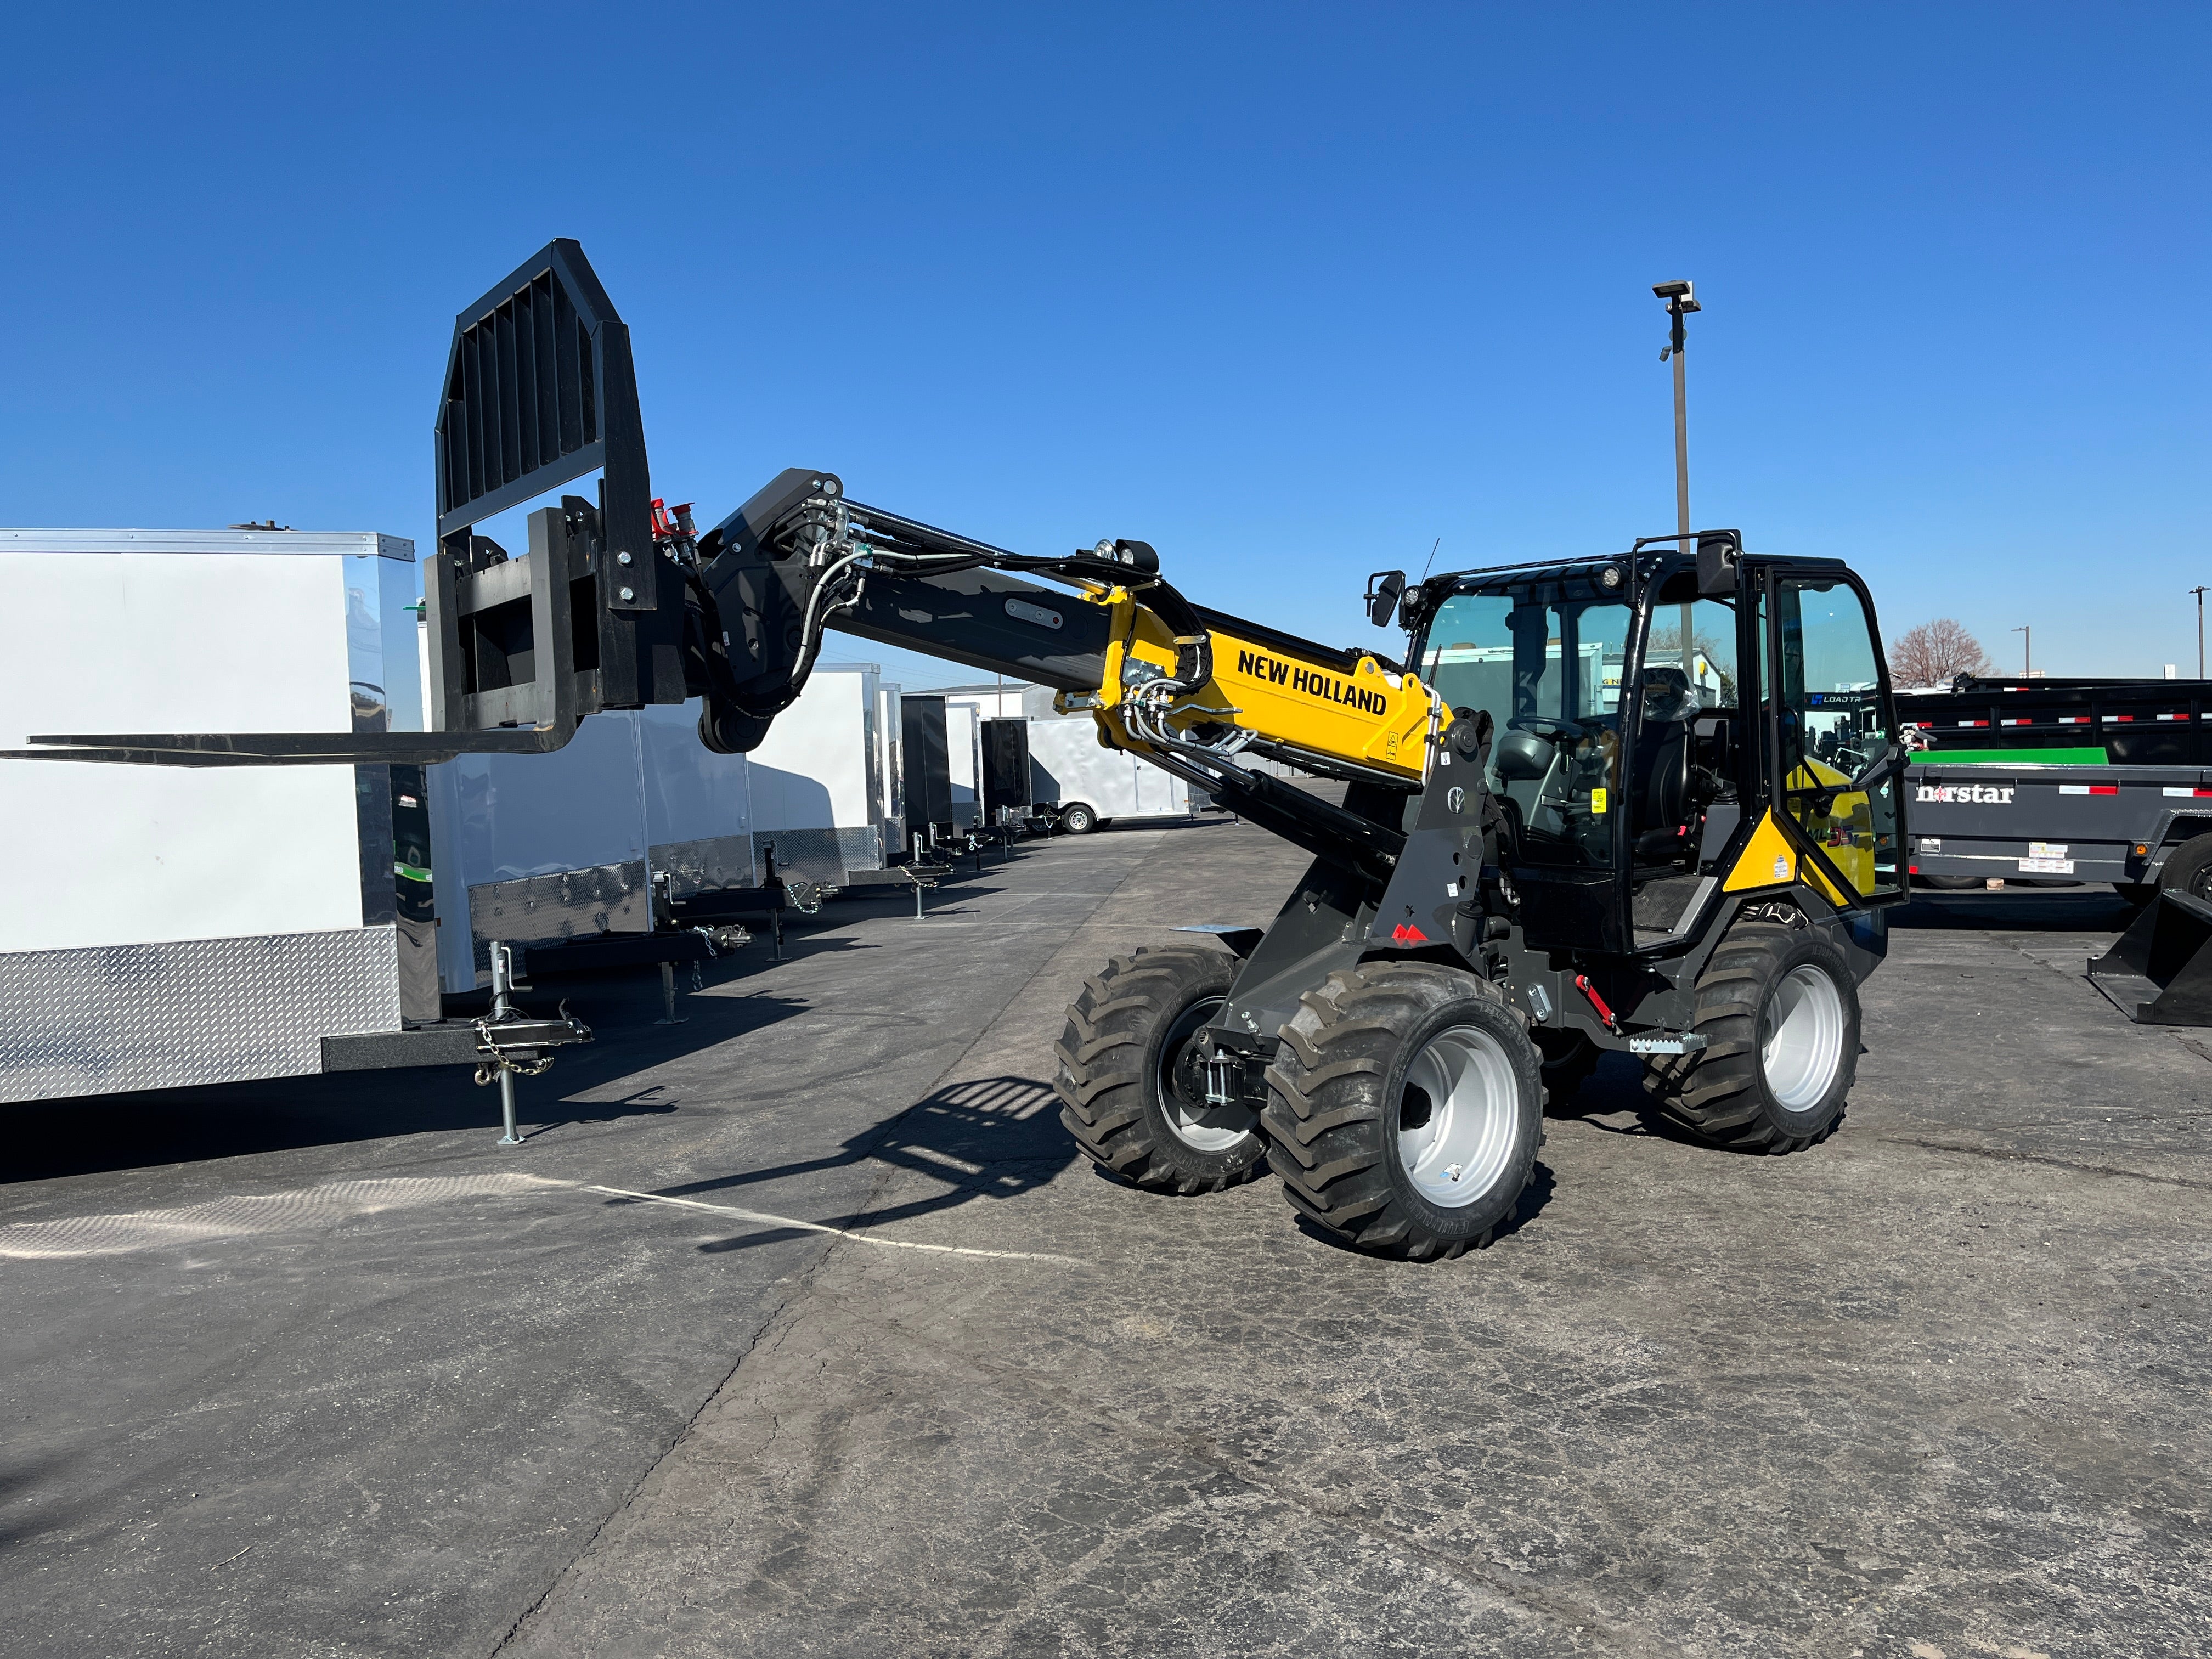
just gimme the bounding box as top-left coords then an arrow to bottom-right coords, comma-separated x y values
900,696 -> 954,828
981,719 -> 1031,817
1909,762 -> 2212,886
1901,674 -> 2212,768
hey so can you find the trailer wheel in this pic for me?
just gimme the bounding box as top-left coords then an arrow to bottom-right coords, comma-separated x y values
2155,833 -> 2212,901
1642,921 -> 1857,1153
1261,962 -> 1542,1261
1059,803 -> 1098,835
1054,947 -> 1266,1194
1533,1029 -> 1601,1112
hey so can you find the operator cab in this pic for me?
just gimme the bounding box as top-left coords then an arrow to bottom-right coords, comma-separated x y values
1406,546 -> 1906,957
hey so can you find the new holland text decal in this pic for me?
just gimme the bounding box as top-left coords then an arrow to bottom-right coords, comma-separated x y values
1234,648 -> 1388,715
1915,782 -> 2016,804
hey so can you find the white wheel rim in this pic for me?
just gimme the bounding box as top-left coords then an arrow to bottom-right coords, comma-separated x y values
1759,963 -> 1846,1111
1157,995 -> 1254,1152
1396,1026 -> 1520,1208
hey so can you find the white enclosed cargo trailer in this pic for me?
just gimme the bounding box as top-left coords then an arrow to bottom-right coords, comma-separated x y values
422,663 -> 907,991
743,664 -> 902,884
421,698 -> 757,992
0,527 -> 435,1101
946,700 -> 984,832
1023,713 -> 1192,833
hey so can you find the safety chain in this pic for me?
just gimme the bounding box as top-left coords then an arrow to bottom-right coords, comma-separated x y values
470,1018 -> 558,1087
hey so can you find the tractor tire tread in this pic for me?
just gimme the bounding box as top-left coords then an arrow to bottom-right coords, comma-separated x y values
1057,947 -> 1266,1194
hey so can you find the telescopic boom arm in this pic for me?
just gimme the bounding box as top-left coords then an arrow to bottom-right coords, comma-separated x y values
10,239 -> 1446,885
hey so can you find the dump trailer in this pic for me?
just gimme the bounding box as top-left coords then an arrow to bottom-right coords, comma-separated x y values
1903,674 -> 2212,899
1900,675 -> 2212,1025
13,240 -> 1912,1259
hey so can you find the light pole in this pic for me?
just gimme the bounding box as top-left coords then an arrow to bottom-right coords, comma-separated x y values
2012,624 -> 2031,678
2192,585 -> 2208,678
1654,280 -> 1701,675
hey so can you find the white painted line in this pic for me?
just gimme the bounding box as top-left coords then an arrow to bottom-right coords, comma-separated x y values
0,1172 -> 569,1260
580,1184 -> 1084,1265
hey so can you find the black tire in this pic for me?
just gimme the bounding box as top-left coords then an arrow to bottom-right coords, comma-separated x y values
1261,962 -> 1543,1261
1054,947 -> 1267,1193
1059,803 -> 1098,835
1643,921 -> 1858,1153
1915,874 -> 1980,891
1533,1029 -> 1600,1112
2154,833 -> 2212,901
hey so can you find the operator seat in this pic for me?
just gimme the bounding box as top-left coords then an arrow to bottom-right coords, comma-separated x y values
1488,726 -> 1551,856
1632,668 -> 1700,863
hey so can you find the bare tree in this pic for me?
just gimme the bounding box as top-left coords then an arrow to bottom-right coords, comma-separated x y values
1889,618 -> 1988,687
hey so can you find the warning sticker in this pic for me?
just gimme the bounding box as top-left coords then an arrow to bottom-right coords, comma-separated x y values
2028,842 -> 2068,858
2019,856 -> 2074,874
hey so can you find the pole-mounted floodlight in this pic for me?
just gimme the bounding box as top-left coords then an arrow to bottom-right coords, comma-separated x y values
1654,281 -> 1701,672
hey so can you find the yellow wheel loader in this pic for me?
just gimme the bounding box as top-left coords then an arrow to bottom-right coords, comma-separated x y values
19,242 -> 1911,1260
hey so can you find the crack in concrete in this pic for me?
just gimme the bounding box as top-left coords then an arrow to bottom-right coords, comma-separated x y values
486,1236 -> 842,1656
924,1334 -> 1689,1659
1876,1135 -> 2212,1191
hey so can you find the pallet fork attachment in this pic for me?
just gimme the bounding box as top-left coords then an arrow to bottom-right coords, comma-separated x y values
9,239 -> 674,768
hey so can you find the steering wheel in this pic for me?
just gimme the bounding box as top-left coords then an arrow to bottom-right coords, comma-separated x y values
1510,715 -> 1587,740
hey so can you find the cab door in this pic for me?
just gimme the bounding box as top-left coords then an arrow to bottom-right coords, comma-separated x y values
1761,570 -> 1906,904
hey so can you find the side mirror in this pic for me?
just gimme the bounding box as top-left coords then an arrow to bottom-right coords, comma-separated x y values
1365,569 -> 1407,628
1695,531 -> 1741,599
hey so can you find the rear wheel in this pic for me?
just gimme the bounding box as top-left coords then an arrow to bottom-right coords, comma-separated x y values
1059,803 -> 1098,835
1261,962 -> 1543,1261
1643,920 -> 1858,1152
1054,947 -> 1266,1193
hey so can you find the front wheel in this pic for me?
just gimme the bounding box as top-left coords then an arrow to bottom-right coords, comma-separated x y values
1262,962 -> 1543,1261
1643,920 -> 1858,1152
1054,947 -> 1267,1193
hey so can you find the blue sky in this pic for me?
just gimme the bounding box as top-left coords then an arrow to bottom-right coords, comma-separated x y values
3,3 -> 2205,688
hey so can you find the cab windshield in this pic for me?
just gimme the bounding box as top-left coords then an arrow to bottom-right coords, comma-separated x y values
1419,586 -> 1633,870
1419,589 -> 1632,729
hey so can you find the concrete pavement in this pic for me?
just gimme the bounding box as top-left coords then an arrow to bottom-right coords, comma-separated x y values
3,826 -> 2207,1658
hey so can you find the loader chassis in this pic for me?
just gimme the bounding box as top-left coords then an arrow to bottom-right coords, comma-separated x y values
12,239 -> 1910,1260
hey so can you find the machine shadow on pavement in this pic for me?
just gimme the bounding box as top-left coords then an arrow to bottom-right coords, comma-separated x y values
614,1073 -> 1077,1254
1543,1056 -> 1819,1153
0,988 -> 815,1185
1284,1159 -> 1558,1256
